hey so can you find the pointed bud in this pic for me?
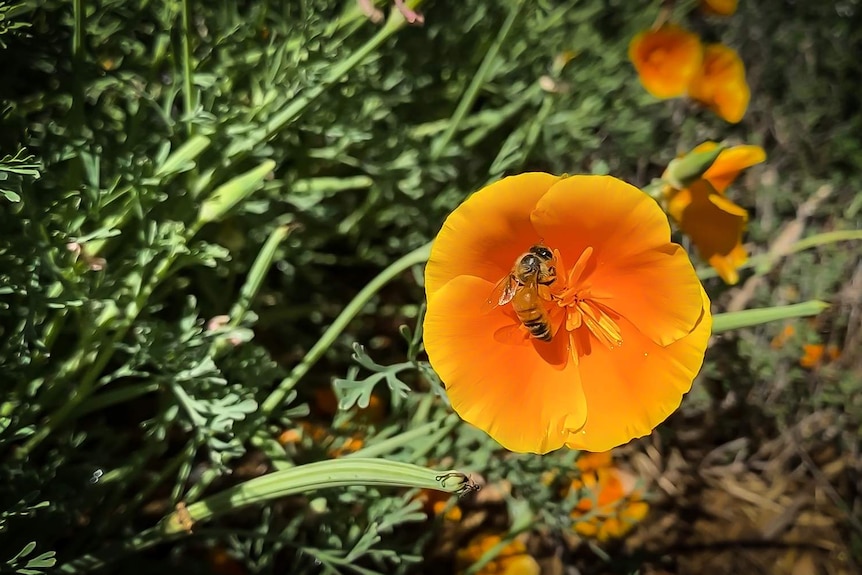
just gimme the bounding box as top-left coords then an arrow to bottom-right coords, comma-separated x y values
663,144 -> 725,189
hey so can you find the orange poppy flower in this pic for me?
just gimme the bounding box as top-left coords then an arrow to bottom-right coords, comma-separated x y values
688,43 -> 750,123
664,142 -> 765,284
576,450 -> 614,473
569,467 -> 649,541
800,343 -> 840,368
699,142 -> 766,193
456,533 -> 540,575
770,324 -> 796,349
415,488 -> 462,522
277,422 -> 364,457
424,174 -> 712,453
701,0 -> 738,16
629,24 -> 703,99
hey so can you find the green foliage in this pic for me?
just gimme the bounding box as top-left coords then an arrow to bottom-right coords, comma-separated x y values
0,149 -> 39,202
1,0 -> 860,573
6,542 -> 56,575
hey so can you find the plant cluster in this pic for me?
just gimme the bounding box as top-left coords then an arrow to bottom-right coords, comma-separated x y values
2,0 -> 860,574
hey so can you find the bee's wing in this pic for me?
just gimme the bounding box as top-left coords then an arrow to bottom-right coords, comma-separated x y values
482,273 -> 518,313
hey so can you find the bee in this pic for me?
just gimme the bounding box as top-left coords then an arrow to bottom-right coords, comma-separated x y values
485,245 -> 558,342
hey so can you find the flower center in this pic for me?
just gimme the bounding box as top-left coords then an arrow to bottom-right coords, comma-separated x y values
553,246 -> 624,353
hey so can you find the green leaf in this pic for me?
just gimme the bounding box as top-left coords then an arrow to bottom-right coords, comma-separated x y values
9,542 -> 36,563
153,135 -> 211,180
197,160 -> 276,224
1,189 -> 20,202
25,551 -> 57,569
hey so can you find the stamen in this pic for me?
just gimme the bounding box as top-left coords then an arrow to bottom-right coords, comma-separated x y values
566,309 -> 582,331
567,246 -> 594,288
550,243 -> 624,353
578,300 -> 624,350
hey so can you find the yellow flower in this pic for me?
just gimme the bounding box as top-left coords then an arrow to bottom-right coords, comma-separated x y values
701,0 -> 738,16
629,24 -> 704,99
425,174 -> 711,453
664,142 -> 765,284
688,43 -> 750,123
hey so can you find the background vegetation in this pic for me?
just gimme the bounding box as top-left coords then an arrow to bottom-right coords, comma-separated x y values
1,0 -> 860,574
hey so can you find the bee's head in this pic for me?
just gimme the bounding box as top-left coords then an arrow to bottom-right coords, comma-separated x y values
517,254 -> 542,275
530,245 -> 553,261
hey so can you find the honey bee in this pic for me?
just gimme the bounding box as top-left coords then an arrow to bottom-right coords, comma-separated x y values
485,245 -> 558,342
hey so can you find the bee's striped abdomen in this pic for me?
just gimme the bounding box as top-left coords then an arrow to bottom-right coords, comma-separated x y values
516,304 -> 552,342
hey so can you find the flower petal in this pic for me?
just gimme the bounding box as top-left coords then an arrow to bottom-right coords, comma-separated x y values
628,25 -> 703,99
589,244 -> 706,346
703,145 -> 766,193
688,43 -> 750,124
425,173 -> 560,300
710,76 -> 750,124
707,242 -> 747,285
566,288 -> 712,452
531,175 -> 673,263
667,180 -> 748,284
424,275 -> 586,454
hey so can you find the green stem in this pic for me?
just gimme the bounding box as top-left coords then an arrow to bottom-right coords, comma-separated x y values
712,300 -> 829,333
229,225 -> 292,327
260,241 -> 432,414
180,0 -> 195,137
345,416 -> 458,459
72,0 -> 83,57
161,458 -> 474,535
430,0 -> 525,159
70,383 -> 160,418
210,224 -> 294,356
59,458 -> 475,573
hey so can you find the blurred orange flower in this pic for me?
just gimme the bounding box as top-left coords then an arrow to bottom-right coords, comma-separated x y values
629,24 -> 703,99
688,43 -> 750,123
701,0 -> 738,16
424,174 -> 711,453
800,343 -> 840,368
576,451 -> 614,473
207,547 -> 247,575
569,467 -> 649,542
770,324 -> 796,349
277,421 -> 364,457
456,533 -> 540,575
415,488 -> 462,522
664,142 -> 765,284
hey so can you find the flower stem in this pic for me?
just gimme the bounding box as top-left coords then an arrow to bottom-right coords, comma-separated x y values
58,458 -> 476,573
260,241 -> 432,415
431,0 -> 526,159
712,300 -> 829,333
180,0 -> 195,138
